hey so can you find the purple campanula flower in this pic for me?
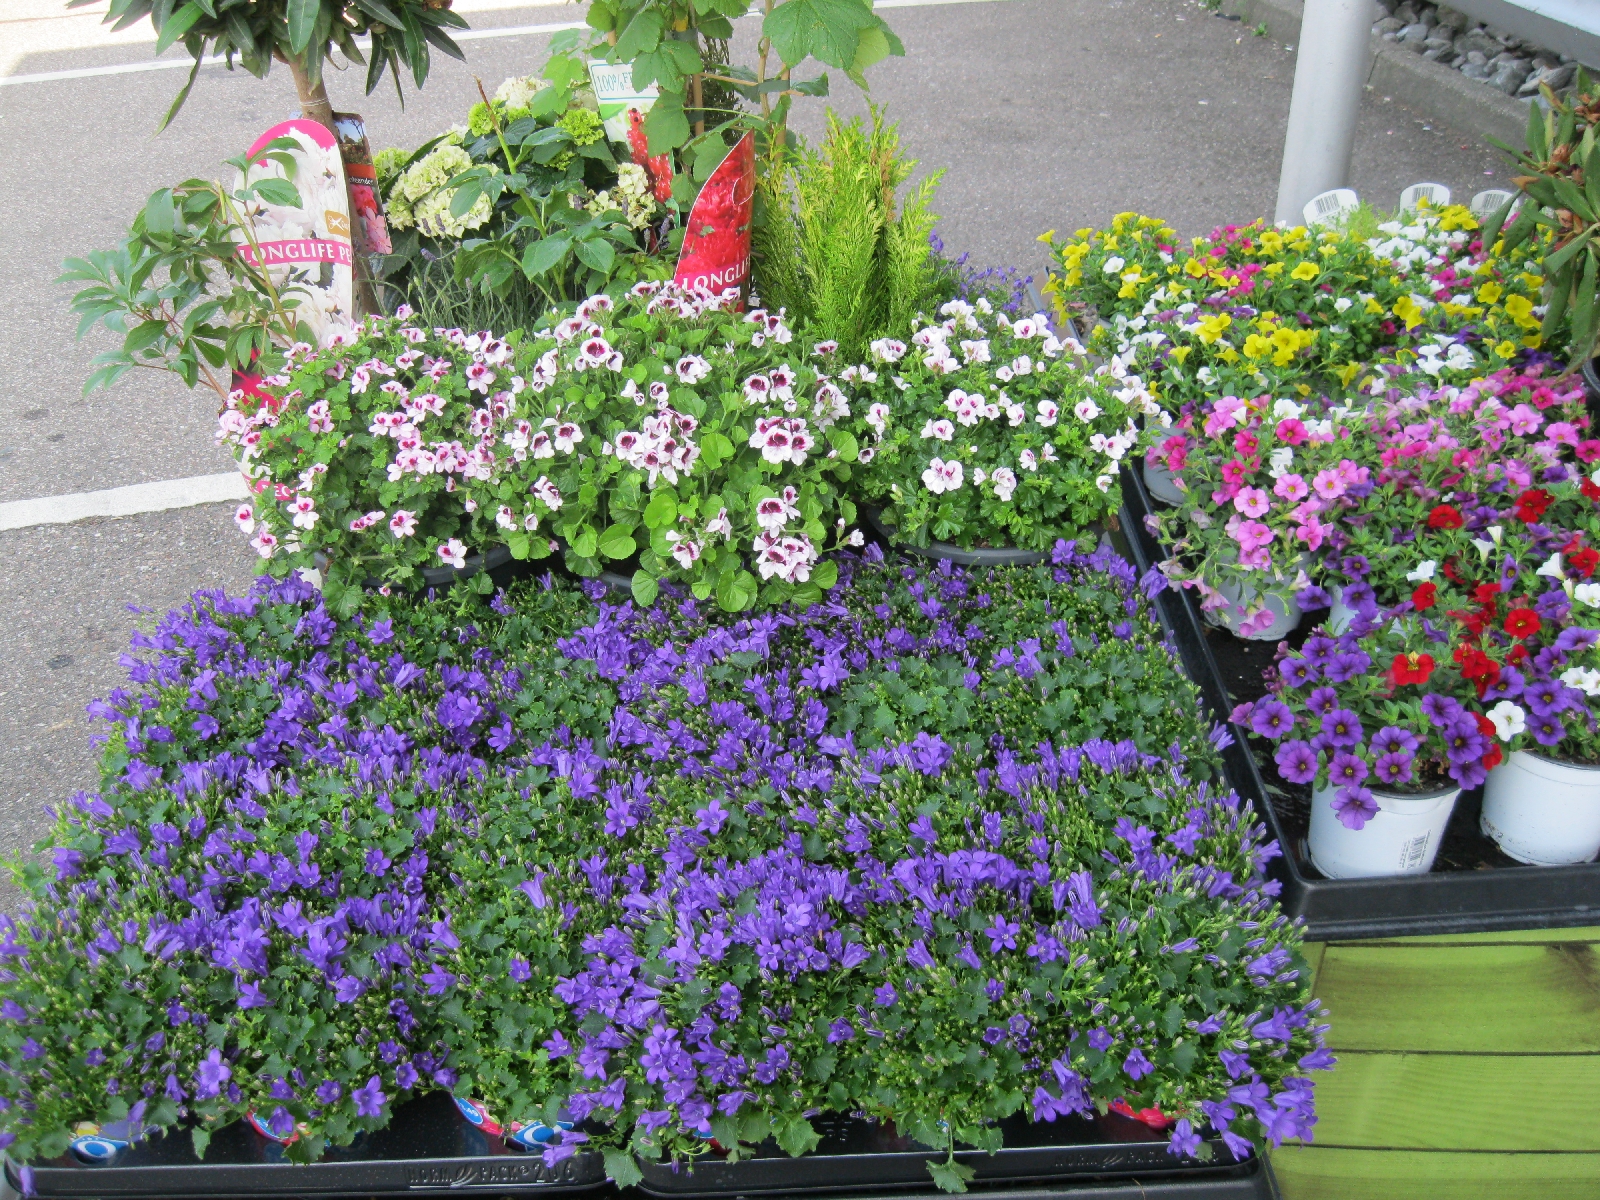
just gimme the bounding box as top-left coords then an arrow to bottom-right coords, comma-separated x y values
873,984 -> 898,1007
906,941 -> 937,970
1122,1048 -> 1153,1080
195,1049 -> 231,1100
1087,1028 -> 1113,1052
509,958 -> 532,982
1167,1118 -> 1202,1158
985,916 -> 1021,953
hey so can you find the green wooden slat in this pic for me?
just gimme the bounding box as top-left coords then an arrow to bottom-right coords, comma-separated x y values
1270,1146 -> 1600,1200
1307,1053 -> 1600,1151
1312,942 -> 1600,1053
1328,925 -> 1600,948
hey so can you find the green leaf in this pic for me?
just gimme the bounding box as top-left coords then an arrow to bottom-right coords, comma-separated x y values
643,490 -> 678,529
762,0 -> 876,69
774,1113 -> 820,1157
523,236 -> 572,278
252,178 -> 302,208
612,7 -> 664,62
574,236 -> 616,275
153,1 -> 205,54
630,569 -> 659,607
191,1126 -> 212,1160
643,90 -> 690,154
597,524 -> 637,560
603,1148 -> 644,1189
925,1159 -> 975,1194
812,559 -> 838,590
1545,226 -> 1598,278
699,431 -> 734,470
826,427 -> 858,462
715,569 -> 758,613
286,0 -> 319,55
569,525 -> 599,559
156,53 -> 204,132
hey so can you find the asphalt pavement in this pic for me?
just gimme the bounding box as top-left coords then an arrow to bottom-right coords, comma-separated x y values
0,0 -> 1513,914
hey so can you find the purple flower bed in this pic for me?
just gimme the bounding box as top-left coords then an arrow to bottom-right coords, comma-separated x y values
0,543 -> 1329,1192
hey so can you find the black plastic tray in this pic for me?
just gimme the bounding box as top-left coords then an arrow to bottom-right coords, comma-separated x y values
4,1092 -> 607,1199
634,1111 -> 1261,1197
1119,464 -> 1600,941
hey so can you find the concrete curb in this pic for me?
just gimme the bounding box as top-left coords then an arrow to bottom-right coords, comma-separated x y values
1220,0 -> 1532,151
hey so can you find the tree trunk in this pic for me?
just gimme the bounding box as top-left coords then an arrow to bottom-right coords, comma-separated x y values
284,54 -> 379,317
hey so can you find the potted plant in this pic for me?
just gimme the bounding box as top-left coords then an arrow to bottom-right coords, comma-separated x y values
847,300 -> 1152,562
1232,615 -> 1495,879
0,546 -> 1330,1195
1143,392 -> 1367,641
1418,472 -> 1600,865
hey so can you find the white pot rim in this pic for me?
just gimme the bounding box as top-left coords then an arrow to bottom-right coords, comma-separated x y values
1516,749 -> 1600,774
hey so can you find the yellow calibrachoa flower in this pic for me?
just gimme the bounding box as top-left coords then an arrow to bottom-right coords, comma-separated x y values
1260,231 -> 1284,254
1519,273 -> 1542,291
1493,339 -> 1518,358
1184,258 -> 1208,279
1243,333 -> 1274,359
1218,346 -> 1241,364
1289,262 -> 1320,281
1336,363 -> 1362,386
1392,295 -> 1424,330
1264,262 -> 1286,277
1169,346 -> 1192,364
1364,296 -> 1385,315
1476,281 -> 1503,304
1196,313 -> 1232,344
1438,205 -> 1477,232
1503,294 -> 1537,329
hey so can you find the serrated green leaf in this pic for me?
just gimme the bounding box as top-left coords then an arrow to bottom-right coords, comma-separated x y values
523,236 -> 571,278
763,0 -> 875,69
574,236 -> 616,275
603,1148 -> 643,1189
925,1158 -> 974,1193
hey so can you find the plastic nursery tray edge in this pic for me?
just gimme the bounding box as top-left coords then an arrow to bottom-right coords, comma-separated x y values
1116,464 -> 1600,942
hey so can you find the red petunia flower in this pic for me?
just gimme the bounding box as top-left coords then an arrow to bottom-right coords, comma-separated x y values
1508,643 -> 1530,665
1504,607 -> 1541,639
1473,713 -> 1496,740
1427,504 -> 1465,529
1483,743 -> 1504,771
1513,488 -> 1553,522
1441,559 -> 1465,584
1412,583 -> 1437,611
1391,652 -> 1435,686
1582,477 -> 1600,503
1570,547 -> 1599,579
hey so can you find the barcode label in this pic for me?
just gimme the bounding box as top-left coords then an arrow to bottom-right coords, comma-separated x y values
1316,194 -> 1342,214
1399,833 -> 1431,871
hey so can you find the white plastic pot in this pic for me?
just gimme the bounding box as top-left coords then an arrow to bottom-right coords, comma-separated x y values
1202,576 -> 1301,642
1308,782 -> 1460,878
1481,750 -> 1600,866
1327,584 -> 1355,635
1142,459 -> 1186,506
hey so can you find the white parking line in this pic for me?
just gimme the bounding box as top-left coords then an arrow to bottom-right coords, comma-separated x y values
0,0 -> 1009,86
0,473 -> 248,532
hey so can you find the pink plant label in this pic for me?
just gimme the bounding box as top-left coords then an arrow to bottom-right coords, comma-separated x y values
674,132 -> 755,299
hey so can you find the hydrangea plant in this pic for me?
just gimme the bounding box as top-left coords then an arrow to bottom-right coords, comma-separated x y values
848,300 -> 1156,551
0,546 -> 1330,1190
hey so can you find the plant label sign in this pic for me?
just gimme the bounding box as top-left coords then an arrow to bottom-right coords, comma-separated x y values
233,118 -> 355,345
588,59 -> 659,143
674,132 -> 755,300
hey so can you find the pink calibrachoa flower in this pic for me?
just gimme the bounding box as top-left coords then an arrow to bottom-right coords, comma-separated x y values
1275,418 -> 1308,445
1273,473 -> 1308,501
1232,430 -> 1259,457
437,539 -> 467,569
1294,513 -> 1328,551
1233,486 -> 1270,517
389,510 -> 418,538
1232,518 -> 1275,553
1507,403 -> 1542,436
1311,468 -> 1346,500
1237,606 -> 1279,637
1220,458 -> 1252,487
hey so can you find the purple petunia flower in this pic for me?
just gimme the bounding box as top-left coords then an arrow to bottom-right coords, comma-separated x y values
1249,700 -> 1295,740
1278,656 -> 1317,688
1369,726 -> 1419,757
1327,752 -> 1368,788
1319,709 -> 1364,748
1306,686 -> 1339,717
1420,693 -> 1464,728
1530,713 -> 1568,747
1372,752 -> 1414,786
1274,740 -> 1317,785
1331,786 -> 1379,831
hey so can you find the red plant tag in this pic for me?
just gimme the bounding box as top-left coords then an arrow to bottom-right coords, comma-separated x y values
674,132 -> 755,301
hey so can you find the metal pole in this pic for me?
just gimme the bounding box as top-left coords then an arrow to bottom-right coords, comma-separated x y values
1273,0 -> 1374,225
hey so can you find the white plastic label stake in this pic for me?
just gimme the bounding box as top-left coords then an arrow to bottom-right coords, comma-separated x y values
1399,182 -> 1452,212
1469,188 -> 1515,220
587,59 -> 660,143
1302,188 -> 1359,228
